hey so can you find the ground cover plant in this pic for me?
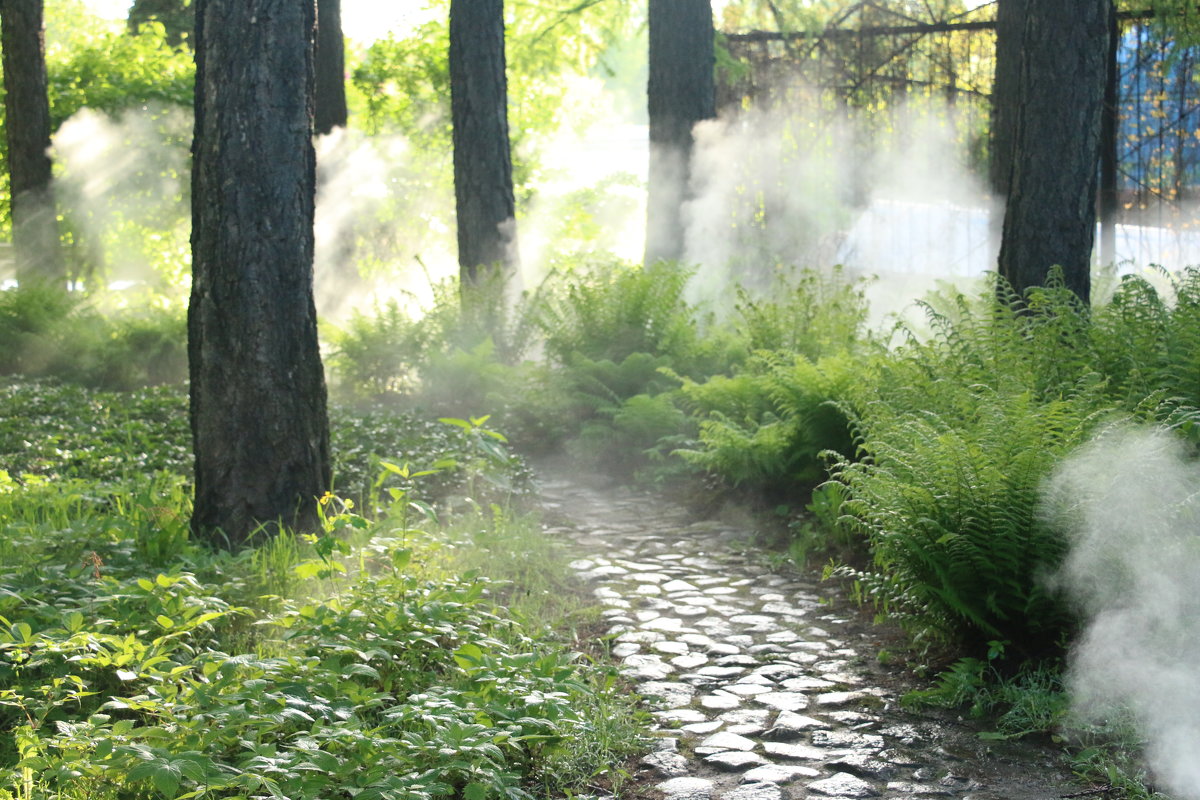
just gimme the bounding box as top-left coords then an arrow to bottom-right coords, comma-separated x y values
0,380 -> 641,800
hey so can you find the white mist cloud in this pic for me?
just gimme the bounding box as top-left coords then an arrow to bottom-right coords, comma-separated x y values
313,127 -> 457,320
1045,425 -> 1200,799
518,75 -> 646,282
683,107 -> 855,304
679,100 -> 997,320
51,105 -> 192,290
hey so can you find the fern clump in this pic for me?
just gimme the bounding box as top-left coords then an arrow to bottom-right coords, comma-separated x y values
676,352 -> 859,496
734,266 -> 870,359
535,258 -> 740,380
832,384 -> 1105,655
325,300 -> 431,398
826,276 -> 1138,655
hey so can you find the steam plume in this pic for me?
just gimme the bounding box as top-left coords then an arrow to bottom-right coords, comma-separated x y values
1045,425 -> 1200,798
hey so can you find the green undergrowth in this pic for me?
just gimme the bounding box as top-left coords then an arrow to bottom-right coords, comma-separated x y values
902,653 -> 1168,800
0,379 -> 534,513
0,384 -> 644,799
0,286 -> 188,391
9,262 -> 1200,800
825,272 -> 1200,658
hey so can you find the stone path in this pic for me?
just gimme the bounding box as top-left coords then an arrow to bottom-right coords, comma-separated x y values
537,473 -> 1079,800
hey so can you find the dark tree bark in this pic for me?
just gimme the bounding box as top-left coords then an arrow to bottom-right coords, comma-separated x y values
189,0 -> 331,546
314,0 -> 347,135
1,0 -> 63,286
997,0 -> 1111,304
128,0 -> 192,46
988,0 -> 1022,200
449,0 -> 518,287
1098,4 -> 1120,267
645,0 -> 715,265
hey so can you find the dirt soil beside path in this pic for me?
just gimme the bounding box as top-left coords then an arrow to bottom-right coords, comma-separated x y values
535,465 -> 1087,800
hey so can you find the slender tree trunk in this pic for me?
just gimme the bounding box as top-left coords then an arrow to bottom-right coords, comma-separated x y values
645,0 -> 715,265
314,0 -> 347,135
449,0 -> 518,288
189,0 -> 331,546
1,0 -> 63,286
997,0 -> 1111,304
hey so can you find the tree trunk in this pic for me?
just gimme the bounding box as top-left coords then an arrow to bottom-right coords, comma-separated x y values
645,0 -> 715,265
449,0 -> 518,288
1,0 -> 63,286
988,0 -> 1023,200
1098,4 -> 1119,267
189,0 -> 331,547
997,0 -> 1111,304
314,0 -> 347,135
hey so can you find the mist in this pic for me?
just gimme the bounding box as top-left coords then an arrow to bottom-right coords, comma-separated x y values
676,97 -> 996,323
1044,425 -> 1200,799
51,104 -> 193,293
313,128 -> 458,321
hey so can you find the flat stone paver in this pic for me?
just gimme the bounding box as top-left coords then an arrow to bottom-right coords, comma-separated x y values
536,470 -> 1083,800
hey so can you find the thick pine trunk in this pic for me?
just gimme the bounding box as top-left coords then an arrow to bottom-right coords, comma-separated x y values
997,0 -> 1111,304
1,0 -> 63,286
189,0 -> 331,546
645,0 -> 715,265
449,0 -> 518,287
314,0 -> 347,135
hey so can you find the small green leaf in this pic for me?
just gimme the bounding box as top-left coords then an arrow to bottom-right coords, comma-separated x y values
380,460 -> 410,477
152,766 -> 181,797
453,643 -> 485,670
392,548 -> 412,570
294,561 -> 325,580
464,782 -> 488,800
155,615 -> 175,630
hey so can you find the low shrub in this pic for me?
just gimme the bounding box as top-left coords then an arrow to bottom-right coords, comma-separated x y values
675,352 -> 860,499
0,287 -> 187,390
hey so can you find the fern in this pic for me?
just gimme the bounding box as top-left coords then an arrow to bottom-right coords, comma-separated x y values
832,387 -> 1104,654
676,353 -> 858,495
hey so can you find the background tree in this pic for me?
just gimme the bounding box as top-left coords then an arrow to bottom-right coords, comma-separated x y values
1,0 -> 63,286
645,0 -> 715,264
997,0 -> 1111,304
127,0 -> 192,45
315,0 -> 347,135
449,0 -> 518,289
189,0 -> 331,545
